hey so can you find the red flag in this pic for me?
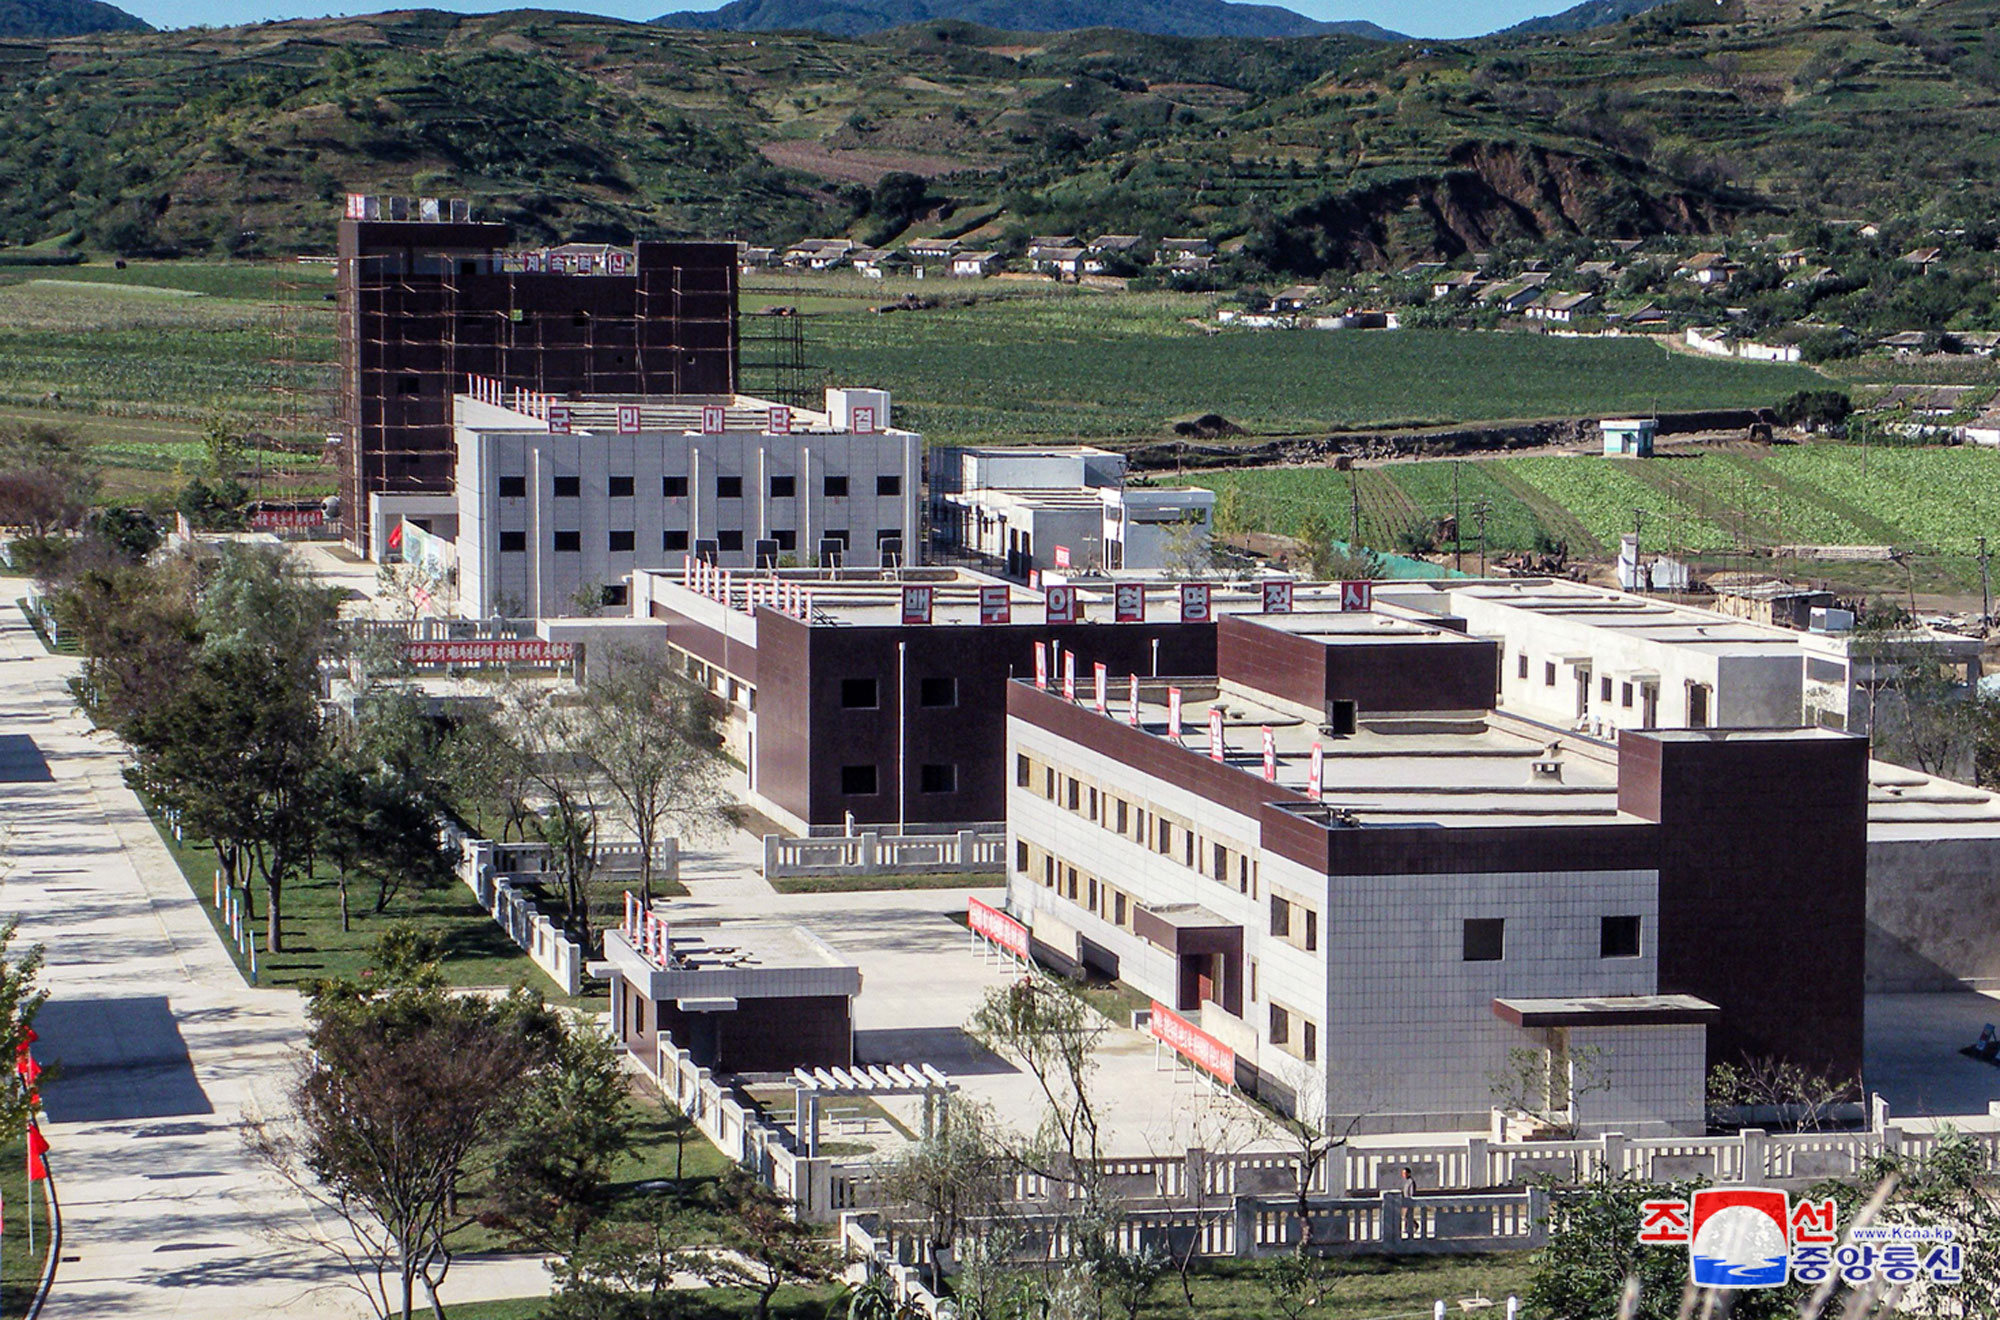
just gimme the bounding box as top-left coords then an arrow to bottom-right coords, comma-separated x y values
18,1027 -> 35,1046
16,1054 -> 38,1086
27,1122 -> 48,1181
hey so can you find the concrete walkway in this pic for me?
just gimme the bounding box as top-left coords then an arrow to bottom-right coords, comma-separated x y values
0,582 -> 552,1317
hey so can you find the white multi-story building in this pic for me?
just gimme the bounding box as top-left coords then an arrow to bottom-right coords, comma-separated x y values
1002,608 -> 1870,1136
928,444 -> 1214,575
453,387 -> 919,617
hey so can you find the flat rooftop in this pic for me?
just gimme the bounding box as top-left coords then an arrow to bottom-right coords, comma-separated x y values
454,392 -> 909,437
645,566 -> 1351,628
1381,578 -> 1807,653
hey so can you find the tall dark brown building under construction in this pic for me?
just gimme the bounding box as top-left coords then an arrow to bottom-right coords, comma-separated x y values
336,208 -> 739,555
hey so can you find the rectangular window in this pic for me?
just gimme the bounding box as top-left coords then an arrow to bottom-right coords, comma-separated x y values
840,765 -> 878,795
841,678 -> 879,709
608,475 -> 634,497
663,476 -> 689,498
1016,754 -> 1031,788
1043,856 -> 1054,888
1621,682 -> 1634,708
716,476 -> 743,499
663,530 -> 689,552
498,475 -> 526,499
552,530 -> 581,553
1517,653 -> 1529,680
1304,910 -> 1318,952
1016,841 -> 1028,872
825,476 -> 849,498
773,529 -> 797,551
1268,1004 -> 1289,1046
1270,895 -> 1291,938
608,530 -> 635,552
1066,778 -> 1080,812
1115,800 -> 1128,834
1463,917 -> 1505,963
1544,661 -> 1557,687
1158,821 -> 1172,855
1601,915 -> 1642,959
553,476 -> 580,498
1249,959 -> 1258,1003
770,475 -> 796,498
1213,842 -> 1228,881
601,584 -> 628,608
716,530 -> 744,551
919,677 -> 958,708
1114,892 -> 1127,926
1600,675 -> 1613,702
877,474 -> 902,497
1303,1021 -> 1318,1063
499,530 -> 526,553
920,764 -> 956,794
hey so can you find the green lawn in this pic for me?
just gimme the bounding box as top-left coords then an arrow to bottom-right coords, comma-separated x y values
770,871 -> 1003,894
444,1285 -> 849,1320
146,812 -> 580,999
0,1143 -> 52,1318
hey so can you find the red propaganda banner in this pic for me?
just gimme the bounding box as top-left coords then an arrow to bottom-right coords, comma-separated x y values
1167,686 -> 1183,742
1114,582 -> 1146,623
1128,673 -> 1141,726
404,639 -> 576,665
547,404 -> 573,434
767,405 -> 792,435
1209,706 -> 1225,762
852,405 -> 879,434
1307,742 -> 1324,801
1341,580 -> 1374,612
1063,650 -> 1077,702
979,585 -> 1011,625
249,507 -> 324,530
902,584 -> 934,625
1034,641 -> 1049,691
1150,1000 -> 1235,1085
1053,545 -> 1072,569
1262,726 -> 1278,782
1262,580 -> 1294,614
617,404 -> 642,434
1046,584 -> 1078,625
1179,582 -> 1212,624
701,404 -> 727,435
969,897 -> 1030,960
1093,661 -> 1108,714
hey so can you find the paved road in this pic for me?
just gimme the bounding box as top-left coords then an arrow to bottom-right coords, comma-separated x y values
0,582 -> 549,1317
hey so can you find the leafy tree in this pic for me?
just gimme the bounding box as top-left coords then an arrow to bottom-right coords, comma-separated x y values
1528,1173 -> 1806,1320
579,649 -> 727,908
488,1023 -> 636,1259
1705,1055 -> 1858,1132
968,977 -> 1108,1199
1775,389 -> 1854,430
201,412 -> 246,480
0,421 -> 95,539
689,1170 -> 839,1320
1295,513 -> 1382,581
878,1095 -> 1009,1293
255,953 -> 562,1320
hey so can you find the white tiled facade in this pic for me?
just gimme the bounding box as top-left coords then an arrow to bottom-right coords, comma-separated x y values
455,392 -> 920,618
1005,715 -> 1705,1137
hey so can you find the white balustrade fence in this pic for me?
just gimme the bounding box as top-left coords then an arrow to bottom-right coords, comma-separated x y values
763,829 -> 1006,879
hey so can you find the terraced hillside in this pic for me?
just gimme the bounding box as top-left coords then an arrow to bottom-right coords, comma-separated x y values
8,0 -> 2000,264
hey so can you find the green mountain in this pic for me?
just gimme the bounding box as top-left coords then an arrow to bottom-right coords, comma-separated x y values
0,0 -> 147,37
2,0 -> 1997,275
655,0 -> 1405,40
1499,0 -> 1673,36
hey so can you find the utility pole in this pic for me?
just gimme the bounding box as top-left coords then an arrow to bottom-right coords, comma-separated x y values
1631,508 -> 1646,593
1980,535 -> 1992,630
1474,498 -> 1491,577
1452,461 -> 1463,572
1349,472 -> 1362,549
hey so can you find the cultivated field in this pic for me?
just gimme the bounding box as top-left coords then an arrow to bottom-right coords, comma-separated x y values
1188,442 -> 2000,590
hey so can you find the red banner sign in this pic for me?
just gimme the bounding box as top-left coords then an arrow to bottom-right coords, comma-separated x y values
969,897 -> 1030,960
1150,1000 -> 1235,1085
404,639 -> 576,665
249,508 -> 324,530
979,585 -> 1011,626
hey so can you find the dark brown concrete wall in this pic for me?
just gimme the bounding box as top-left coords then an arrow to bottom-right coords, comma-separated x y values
1216,615 -> 1499,714
655,994 -> 852,1072
1621,730 -> 1870,1081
